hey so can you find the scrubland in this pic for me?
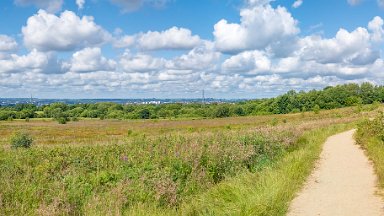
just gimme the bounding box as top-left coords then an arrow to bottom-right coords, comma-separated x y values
0,105 -> 382,215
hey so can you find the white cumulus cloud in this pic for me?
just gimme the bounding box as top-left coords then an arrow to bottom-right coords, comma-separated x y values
221,16 -> 384,82
368,16 -> 384,42
0,49 -> 64,74
22,10 -> 111,51
119,51 -> 167,72
297,27 -> 376,64
213,3 -> 299,53
70,47 -> 116,73
137,27 -> 201,50
113,35 -> 136,48
0,35 -> 18,52
168,42 -> 220,70
3,0 -> 384,98
222,50 -> 271,74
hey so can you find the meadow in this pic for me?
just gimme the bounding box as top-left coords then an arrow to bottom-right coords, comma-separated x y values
0,105 -> 381,215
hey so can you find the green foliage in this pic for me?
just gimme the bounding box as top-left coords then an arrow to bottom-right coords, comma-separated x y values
71,116 -> 79,122
0,111 -> 16,120
357,112 -> 384,142
184,124 -> 354,216
0,130 -> 290,215
213,105 -> 230,118
313,104 -> 320,114
356,113 -> 384,193
0,83 -> 383,121
0,104 -> 360,215
10,132 -> 33,148
138,108 -> 151,119
51,108 -> 70,124
57,117 -> 69,124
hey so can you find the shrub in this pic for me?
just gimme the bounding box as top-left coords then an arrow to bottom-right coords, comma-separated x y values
71,117 -> 79,122
10,132 -> 33,148
214,106 -> 230,118
57,117 -> 69,124
357,111 -> 384,142
52,110 -> 70,124
313,105 -> 320,114
138,109 -> 151,119
292,108 -> 300,113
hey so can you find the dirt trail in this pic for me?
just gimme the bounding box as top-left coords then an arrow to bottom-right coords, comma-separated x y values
288,129 -> 384,216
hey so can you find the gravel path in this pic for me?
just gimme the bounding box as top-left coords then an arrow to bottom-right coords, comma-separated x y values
288,129 -> 384,216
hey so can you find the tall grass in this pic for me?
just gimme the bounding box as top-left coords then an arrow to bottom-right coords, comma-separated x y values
180,123 -> 354,216
356,112 -> 384,190
0,108 -> 364,215
0,130 -> 294,215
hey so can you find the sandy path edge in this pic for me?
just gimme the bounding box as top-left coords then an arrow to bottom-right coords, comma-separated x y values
287,129 -> 384,216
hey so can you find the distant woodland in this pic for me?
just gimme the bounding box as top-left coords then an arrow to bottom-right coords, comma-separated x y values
1,83 -> 383,121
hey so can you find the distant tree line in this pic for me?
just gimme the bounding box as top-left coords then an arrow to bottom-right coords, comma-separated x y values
1,83 -> 383,122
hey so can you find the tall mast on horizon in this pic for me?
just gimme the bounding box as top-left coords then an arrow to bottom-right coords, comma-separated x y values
202,89 -> 205,105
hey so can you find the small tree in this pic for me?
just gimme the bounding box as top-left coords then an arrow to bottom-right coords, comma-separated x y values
56,117 -> 68,124
10,132 -> 33,148
214,106 -> 230,118
139,109 -> 151,119
313,104 -> 320,114
52,108 -> 69,124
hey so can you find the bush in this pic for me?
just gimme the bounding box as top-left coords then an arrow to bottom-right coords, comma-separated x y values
71,117 -> 79,122
10,132 -> 33,148
357,111 -> 384,142
313,105 -> 320,114
214,106 -> 230,118
138,109 -> 151,119
57,117 -> 69,124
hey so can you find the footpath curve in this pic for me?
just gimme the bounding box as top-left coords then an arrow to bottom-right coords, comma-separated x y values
288,129 -> 384,216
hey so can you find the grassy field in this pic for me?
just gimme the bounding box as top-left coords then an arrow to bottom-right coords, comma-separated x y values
0,106 -> 373,147
0,105 -> 381,215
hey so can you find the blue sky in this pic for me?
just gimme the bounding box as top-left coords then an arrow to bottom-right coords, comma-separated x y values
0,0 -> 384,99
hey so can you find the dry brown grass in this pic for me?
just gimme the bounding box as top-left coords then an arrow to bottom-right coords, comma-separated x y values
0,106 -> 369,147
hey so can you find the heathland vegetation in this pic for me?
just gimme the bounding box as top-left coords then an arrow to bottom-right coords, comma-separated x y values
356,111 -> 384,192
1,83 -> 384,122
0,103 -> 381,215
0,83 -> 383,215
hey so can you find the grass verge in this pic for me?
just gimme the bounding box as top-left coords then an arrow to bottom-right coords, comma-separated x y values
355,112 -> 384,192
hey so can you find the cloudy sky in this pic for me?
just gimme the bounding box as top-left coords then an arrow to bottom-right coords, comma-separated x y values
0,0 -> 384,99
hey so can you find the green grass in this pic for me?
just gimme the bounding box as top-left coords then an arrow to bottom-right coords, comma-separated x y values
0,107 -> 366,215
180,123 -> 355,216
355,112 -> 384,192
0,132 -> 288,215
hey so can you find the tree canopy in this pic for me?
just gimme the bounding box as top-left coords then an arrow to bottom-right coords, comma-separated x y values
1,83 -> 383,121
